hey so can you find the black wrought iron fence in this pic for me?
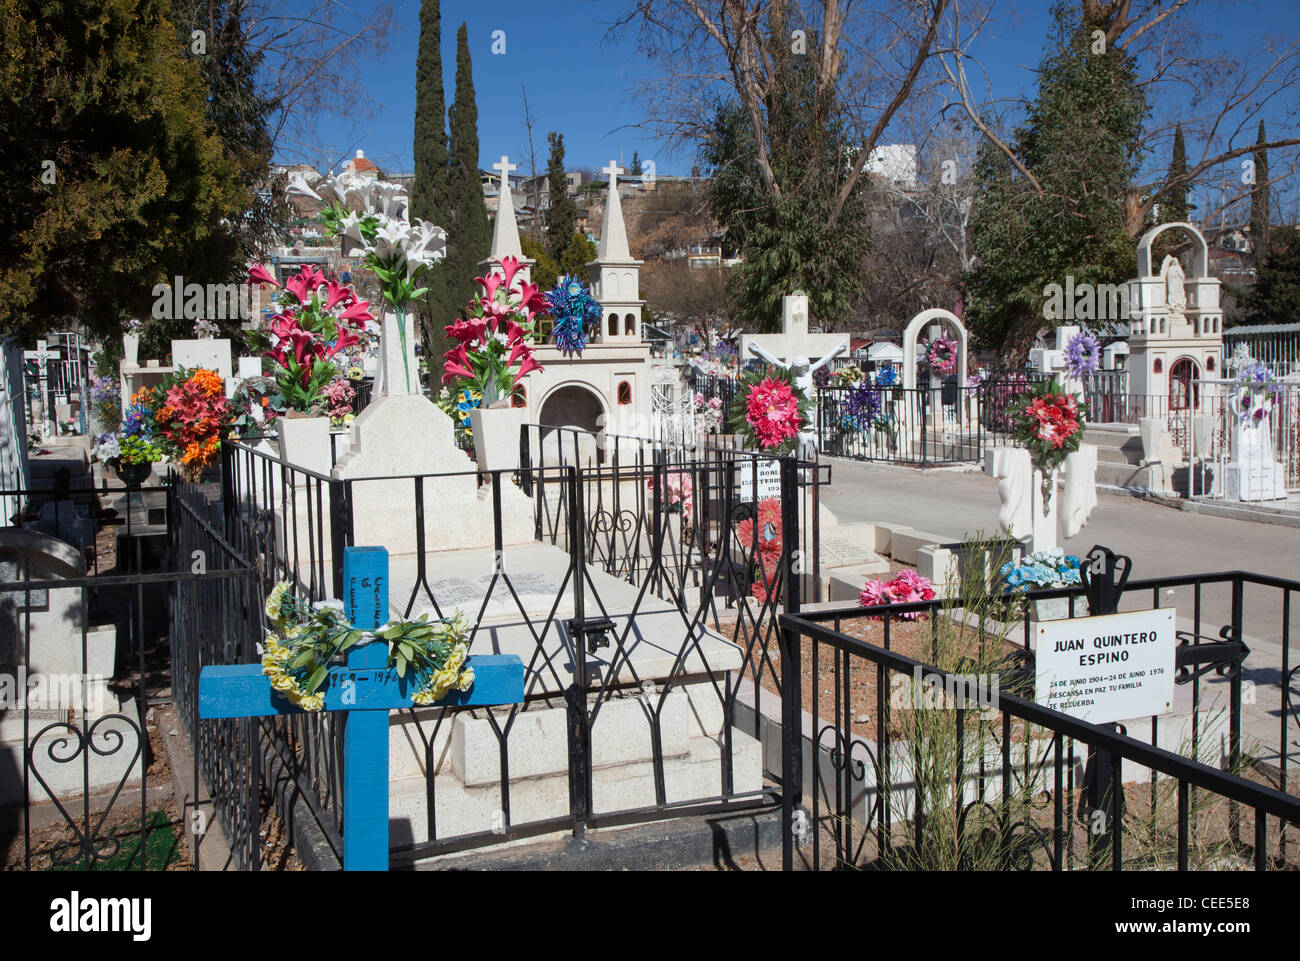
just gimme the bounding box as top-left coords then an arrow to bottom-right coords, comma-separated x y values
817,384 -> 991,466
777,564 -> 1300,871
0,479 -> 260,870
208,434 -> 822,863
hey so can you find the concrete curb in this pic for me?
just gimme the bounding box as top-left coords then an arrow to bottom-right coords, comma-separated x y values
1096,484 -> 1300,528
260,732 -> 343,871
411,806 -> 787,871
158,703 -> 236,870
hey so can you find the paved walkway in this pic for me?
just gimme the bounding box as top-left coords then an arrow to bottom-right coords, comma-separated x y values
819,457 -> 1300,769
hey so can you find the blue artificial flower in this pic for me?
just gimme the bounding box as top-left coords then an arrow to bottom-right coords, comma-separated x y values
875,366 -> 898,387
1005,569 -> 1024,589
1064,555 -> 1081,568
545,275 -> 602,356
455,388 -> 481,428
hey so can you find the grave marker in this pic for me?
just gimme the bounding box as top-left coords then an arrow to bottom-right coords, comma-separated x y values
198,546 -> 525,870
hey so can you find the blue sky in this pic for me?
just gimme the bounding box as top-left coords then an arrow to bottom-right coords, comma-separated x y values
289,0 -> 1296,205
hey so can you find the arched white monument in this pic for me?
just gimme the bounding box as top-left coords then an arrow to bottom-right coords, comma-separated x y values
901,308 -> 968,391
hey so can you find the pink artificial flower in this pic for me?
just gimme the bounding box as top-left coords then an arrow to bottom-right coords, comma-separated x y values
324,327 -> 360,359
476,272 -> 503,303
323,281 -> 354,310
504,338 -> 530,369
248,264 -> 279,287
513,355 -> 543,384
499,256 -> 521,288
338,300 -> 374,324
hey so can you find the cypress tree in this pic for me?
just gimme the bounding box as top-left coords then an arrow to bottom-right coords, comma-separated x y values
630,151 -> 642,176
1251,120 -> 1270,254
411,0 -> 451,384
447,22 -> 490,318
1158,122 -> 1191,224
544,133 -> 577,263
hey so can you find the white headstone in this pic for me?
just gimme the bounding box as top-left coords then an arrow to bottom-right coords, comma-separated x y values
172,338 -> 232,380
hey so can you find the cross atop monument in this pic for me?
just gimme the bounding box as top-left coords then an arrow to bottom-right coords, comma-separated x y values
494,155 -> 517,181
603,160 -> 624,182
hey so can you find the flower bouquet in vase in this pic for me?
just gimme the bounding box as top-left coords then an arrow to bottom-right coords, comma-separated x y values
443,256 -> 547,471
248,264 -> 373,472
1006,380 -> 1088,515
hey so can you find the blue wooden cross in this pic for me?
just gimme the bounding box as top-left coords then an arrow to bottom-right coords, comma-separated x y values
198,546 -> 525,870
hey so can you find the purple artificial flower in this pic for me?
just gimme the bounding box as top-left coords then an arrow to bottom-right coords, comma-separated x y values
1063,329 -> 1100,378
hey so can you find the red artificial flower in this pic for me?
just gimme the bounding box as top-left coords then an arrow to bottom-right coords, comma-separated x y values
513,355 -> 543,384
338,300 -> 374,324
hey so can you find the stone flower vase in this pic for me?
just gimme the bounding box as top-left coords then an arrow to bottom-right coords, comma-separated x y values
276,414 -> 332,476
122,333 -> 140,367
470,405 -> 528,473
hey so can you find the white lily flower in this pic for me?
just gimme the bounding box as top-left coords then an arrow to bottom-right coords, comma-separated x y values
407,220 -> 448,262
373,181 -> 409,219
337,209 -> 367,244
286,171 -> 322,204
367,217 -> 413,262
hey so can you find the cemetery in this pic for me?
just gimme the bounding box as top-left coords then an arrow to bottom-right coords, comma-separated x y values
2,0 -> 1299,889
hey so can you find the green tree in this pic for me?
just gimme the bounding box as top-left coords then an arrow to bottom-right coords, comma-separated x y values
0,0 -> 244,341
1250,120 -> 1270,254
701,45 -> 871,332
964,2 -> 1146,365
558,232 -> 596,279
544,133 -> 577,263
166,1 -> 282,341
446,23 -> 490,319
1156,122 -> 1192,224
1241,230 -> 1300,325
630,152 -> 642,176
411,0 -> 451,381
519,236 -> 558,292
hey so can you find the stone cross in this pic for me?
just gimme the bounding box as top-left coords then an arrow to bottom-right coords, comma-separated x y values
603,160 -> 624,182
493,155 -> 517,182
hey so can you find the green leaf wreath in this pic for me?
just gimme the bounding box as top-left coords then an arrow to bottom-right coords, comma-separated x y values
260,582 -> 474,711
727,364 -> 813,456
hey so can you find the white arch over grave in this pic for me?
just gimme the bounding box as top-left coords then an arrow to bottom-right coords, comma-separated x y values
1136,220 -> 1209,280
901,308 -> 968,390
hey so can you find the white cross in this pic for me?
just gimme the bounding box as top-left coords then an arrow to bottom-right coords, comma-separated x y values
603,160 -> 624,182
493,155 -> 517,184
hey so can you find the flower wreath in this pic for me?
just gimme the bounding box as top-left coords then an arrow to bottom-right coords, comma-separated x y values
727,365 -> 811,455
260,582 -> 474,711
1007,379 -> 1088,511
544,275 -> 602,356
924,337 -> 959,375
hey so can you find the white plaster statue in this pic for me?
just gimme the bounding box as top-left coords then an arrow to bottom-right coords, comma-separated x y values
987,447 -> 1033,543
1162,255 -> 1187,319
1058,445 -> 1098,540
985,444 -> 1098,552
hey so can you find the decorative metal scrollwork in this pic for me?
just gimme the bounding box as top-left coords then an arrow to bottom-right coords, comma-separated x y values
25,715 -> 145,868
